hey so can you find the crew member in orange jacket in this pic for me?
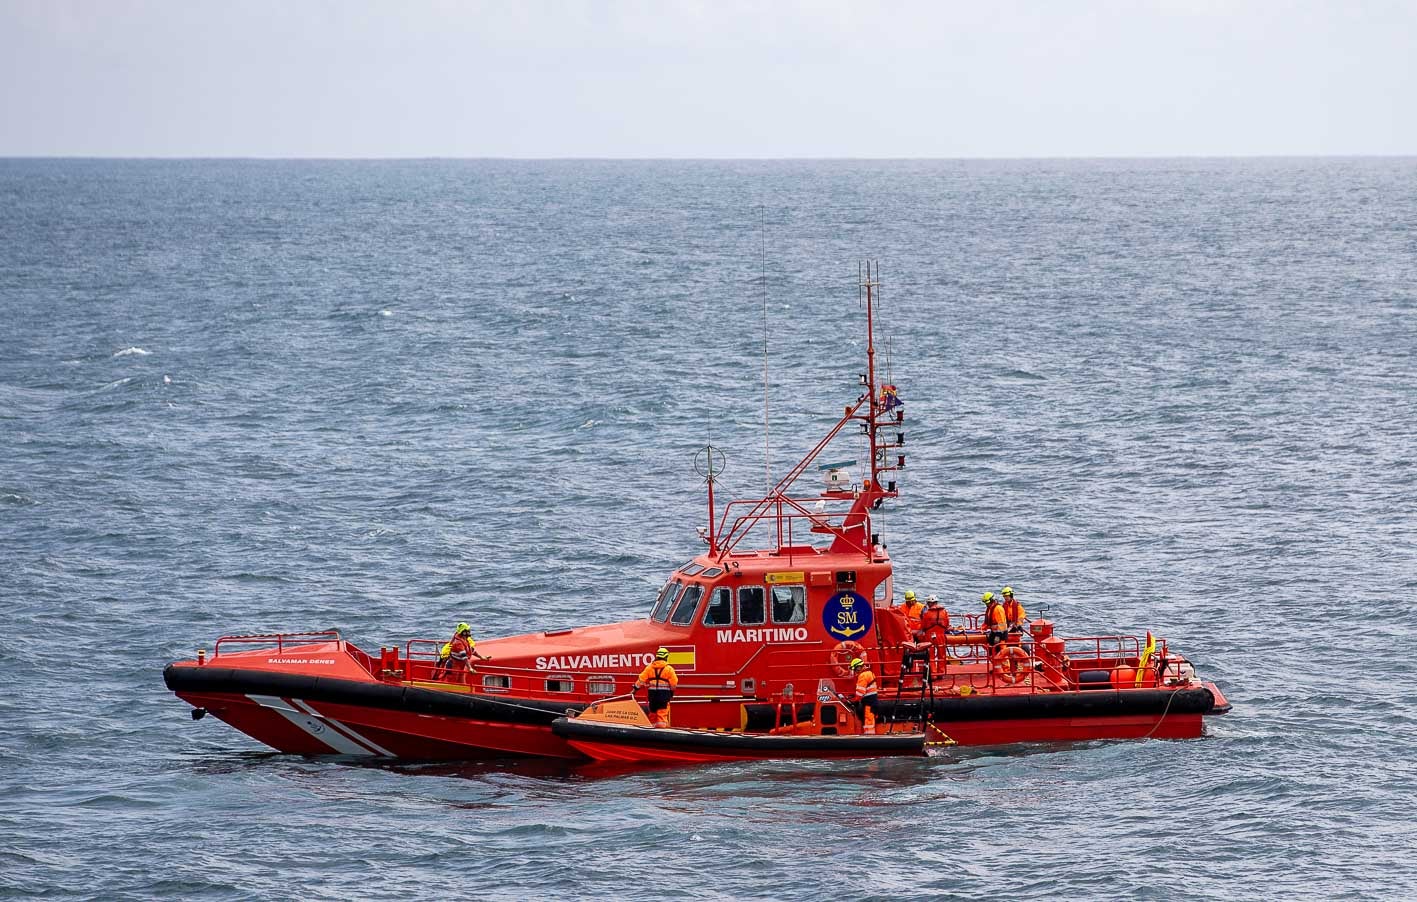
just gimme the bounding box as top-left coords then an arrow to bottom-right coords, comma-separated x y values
635,647 -> 679,727
900,589 -> 924,633
919,595 -> 950,641
439,622 -> 488,680
1001,586 -> 1027,638
982,592 -> 1008,653
918,595 -> 950,668
850,657 -> 879,734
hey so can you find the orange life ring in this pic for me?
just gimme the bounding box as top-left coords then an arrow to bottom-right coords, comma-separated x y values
992,645 -> 1032,684
830,640 -> 866,678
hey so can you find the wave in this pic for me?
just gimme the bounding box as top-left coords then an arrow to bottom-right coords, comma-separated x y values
112,347 -> 151,358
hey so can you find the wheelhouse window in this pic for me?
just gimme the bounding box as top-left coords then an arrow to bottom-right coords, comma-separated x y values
651,580 -> 682,622
771,585 -> 807,624
545,675 -> 573,693
703,587 -> 732,626
738,586 -> 766,625
587,676 -> 616,695
669,584 -> 704,625
679,562 -> 704,576
701,567 -> 723,577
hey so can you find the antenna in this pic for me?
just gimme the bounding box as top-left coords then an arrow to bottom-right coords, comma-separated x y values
695,444 -> 727,555
760,205 -> 771,495
863,261 -> 882,493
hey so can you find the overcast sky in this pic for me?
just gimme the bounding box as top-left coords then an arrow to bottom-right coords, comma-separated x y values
2,0 -> 1413,157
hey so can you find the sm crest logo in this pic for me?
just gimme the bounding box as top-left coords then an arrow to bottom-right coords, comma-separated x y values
822,590 -> 873,641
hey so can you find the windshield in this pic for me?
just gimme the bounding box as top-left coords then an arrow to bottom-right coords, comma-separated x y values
703,587 -> 732,626
739,586 -> 765,625
771,585 -> 806,623
651,580 -> 682,622
669,585 -> 704,625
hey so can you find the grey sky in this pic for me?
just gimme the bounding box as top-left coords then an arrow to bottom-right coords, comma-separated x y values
2,0 -> 1412,157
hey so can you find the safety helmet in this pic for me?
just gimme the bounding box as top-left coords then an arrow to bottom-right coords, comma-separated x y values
982,592 -> 995,603
655,647 -> 670,660
849,657 -> 865,670
904,589 -> 916,601
926,594 -> 939,605
1002,586 -> 1014,597
455,621 -> 471,635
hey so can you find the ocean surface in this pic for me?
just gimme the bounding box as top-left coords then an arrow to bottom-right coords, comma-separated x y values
2,158 -> 1415,900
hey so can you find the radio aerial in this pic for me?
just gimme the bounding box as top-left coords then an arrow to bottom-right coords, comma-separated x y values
694,444 -> 727,482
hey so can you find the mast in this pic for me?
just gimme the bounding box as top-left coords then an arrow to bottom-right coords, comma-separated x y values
707,262 -> 902,561
863,260 -> 902,514
864,262 -> 880,490
697,443 -> 725,556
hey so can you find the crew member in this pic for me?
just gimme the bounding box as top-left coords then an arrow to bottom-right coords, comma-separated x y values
1001,586 -> 1027,636
879,384 -> 902,414
899,632 -> 932,689
900,589 -> 924,633
849,657 -> 879,734
982,592 -> 1008,653
919,595 -> 950,642
439,622 -> 488,680
919,595 -> 950,669
635,647 -> 679,727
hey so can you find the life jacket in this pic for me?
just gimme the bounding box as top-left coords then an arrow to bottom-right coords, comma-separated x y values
921,606 -> 949,632
855,669 -> 878,698
901,600 -> 924,631
445,634 -> 473,665
1004,599 -> 1025,627
985,602 -> 1007,631
638,661 -> 678,689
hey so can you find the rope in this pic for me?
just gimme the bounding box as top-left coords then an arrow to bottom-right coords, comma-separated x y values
440,687 -> 619,720
1139,688 -> 1185,740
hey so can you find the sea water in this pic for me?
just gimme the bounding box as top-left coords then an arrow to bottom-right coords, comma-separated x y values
2,158 -> 1415,899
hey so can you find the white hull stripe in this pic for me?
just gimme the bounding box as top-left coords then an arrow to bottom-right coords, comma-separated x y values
246,694 -> 394,756
286,697 -> 397,757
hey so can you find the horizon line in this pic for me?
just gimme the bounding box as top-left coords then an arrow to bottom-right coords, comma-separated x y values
2,153 -> 1415,163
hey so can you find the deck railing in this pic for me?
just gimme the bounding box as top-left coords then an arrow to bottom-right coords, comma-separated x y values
213,630 -> 343,658
206,628 -> 1174,703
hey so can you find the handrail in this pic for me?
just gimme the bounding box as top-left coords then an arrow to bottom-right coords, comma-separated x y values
762,635 -> 1173,698
716,496 -> 873,557
714,395 -> 873,556
214,630 -> 342,658
395,637 -> 807,702
389,631 -> 1168,701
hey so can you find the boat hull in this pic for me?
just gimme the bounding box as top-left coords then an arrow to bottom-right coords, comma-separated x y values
168,664 -> 1224,760
552,717 -> 926,763
166,664 -> 582,759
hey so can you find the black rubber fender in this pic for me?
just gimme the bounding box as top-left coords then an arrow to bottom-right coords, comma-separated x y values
874,686 -> 1217,724
162,664 -> 577,726
551,717 -> 924,754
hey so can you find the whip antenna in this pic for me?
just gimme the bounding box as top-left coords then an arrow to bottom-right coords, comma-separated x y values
761,205 -> 772,494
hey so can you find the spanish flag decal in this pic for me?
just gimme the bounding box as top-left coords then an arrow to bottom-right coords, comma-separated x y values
663,646 -> 697,672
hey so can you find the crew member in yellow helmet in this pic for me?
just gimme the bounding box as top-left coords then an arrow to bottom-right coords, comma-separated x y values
1001,586 -> 1027,637
850,657 -> 879,734
900,589 -> 924,633
438,621 -> 489,682
982,592 -> 1008,653
635,647 -> 679,727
